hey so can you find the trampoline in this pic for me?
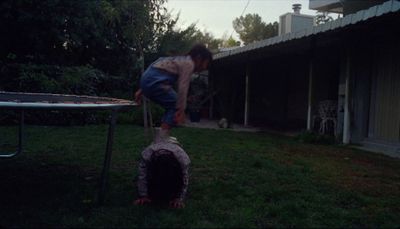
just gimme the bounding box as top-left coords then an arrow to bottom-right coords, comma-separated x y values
0,91 -> 137,204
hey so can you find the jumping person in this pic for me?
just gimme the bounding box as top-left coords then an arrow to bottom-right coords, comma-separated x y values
134,141 -> 190,209
135,44 -> 212,141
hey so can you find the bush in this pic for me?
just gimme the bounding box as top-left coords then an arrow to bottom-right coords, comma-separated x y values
0,63 -> 139,125
0,64 -> 106,95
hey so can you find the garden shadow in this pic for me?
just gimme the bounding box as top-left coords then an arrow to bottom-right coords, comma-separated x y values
0,158 -> 97,227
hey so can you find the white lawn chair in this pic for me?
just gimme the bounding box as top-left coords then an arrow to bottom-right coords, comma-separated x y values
317,100 -> 338,136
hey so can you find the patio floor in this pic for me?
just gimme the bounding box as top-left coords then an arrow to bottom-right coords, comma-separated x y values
183,118 -> 301,136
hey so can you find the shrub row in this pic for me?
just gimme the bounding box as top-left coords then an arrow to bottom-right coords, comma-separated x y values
0,63 -> 163,126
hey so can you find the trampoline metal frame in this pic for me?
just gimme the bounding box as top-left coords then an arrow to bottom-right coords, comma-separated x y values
0,93 -> 136,205
0,110 -> 25,158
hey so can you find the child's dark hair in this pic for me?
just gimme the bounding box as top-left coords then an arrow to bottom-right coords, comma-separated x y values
187,44 -> 213,62
147,150 -> 183,202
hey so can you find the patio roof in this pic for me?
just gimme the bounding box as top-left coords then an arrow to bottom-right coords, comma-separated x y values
213,0 -> 400,61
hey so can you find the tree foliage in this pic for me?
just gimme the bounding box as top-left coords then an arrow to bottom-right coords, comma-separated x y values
0,0 -> 227,124
224,37 -> 241,48
0,0 -> 223,85
0,0 -> 180,98
157,21 -> 223,57
0,0 -> 226,102
232,13 -> 278,45
0,0 -> 170,75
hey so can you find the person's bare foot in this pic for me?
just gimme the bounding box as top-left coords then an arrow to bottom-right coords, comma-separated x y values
169,198 -> 185,209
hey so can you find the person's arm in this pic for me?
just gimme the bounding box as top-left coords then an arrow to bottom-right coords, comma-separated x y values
178,164 -> 190,201
175,61 -> 194,123
168,164 -> 189,209
181,165 -> 189,200
134,89 -> 142,105
137,158 -> 148,197
134,157 -> 152,205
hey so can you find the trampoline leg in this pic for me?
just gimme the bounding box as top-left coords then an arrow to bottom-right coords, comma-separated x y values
98,109 -> 118,205
0,110 -> 24,158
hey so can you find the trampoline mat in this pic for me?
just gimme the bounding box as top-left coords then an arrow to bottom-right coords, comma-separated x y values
0,91 -> 136,109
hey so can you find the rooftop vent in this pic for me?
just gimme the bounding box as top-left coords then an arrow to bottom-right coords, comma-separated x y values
292,4 -> 302,14
279,3 -> 314,35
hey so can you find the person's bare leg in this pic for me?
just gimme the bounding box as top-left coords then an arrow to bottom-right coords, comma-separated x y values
158,123 -> 171,140
155,123 -> 181,145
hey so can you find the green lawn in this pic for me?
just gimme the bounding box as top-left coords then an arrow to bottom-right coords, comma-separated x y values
0,125 -> 399,228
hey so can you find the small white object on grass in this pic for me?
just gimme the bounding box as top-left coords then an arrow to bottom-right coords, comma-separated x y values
218,118 -> 228,128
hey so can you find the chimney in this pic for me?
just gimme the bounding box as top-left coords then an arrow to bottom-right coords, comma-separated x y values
292,4 -> 301,14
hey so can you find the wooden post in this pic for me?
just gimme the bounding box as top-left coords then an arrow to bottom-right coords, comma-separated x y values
209,94 -> 214,119
143,98 -> 148,128
307,58 -> 314,131
209,70 -> 214,119
244,65 -> 250,126
138,52 -> 150,136
343,52 -> 351,144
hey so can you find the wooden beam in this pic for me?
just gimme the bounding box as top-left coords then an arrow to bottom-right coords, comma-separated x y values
343,52 -> 351,144
244,65 -> 250,126
307,58 -> 314,130
208,69 -> 214,119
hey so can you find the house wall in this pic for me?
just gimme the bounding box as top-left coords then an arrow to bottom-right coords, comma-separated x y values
367,40 -> 400,143
245,55 -> 308,129
212,1 -> 400,157
311,46 -> 340,133
233,73 -> 246,124
291,14 -> 315,33
210,63 -> 246,124
343,0 -> 387,15
280,14 -> 314,35
279,13 -> 291,35
337,24 -> 400,146
249,58 -> 288,128
286,56 -> 309,128
309,0 -> 343,13
313,57 -> 339,101
348,43 -> 373,143
309,0 -> 387,15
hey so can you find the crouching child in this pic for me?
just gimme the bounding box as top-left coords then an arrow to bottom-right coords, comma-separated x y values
134,141 -> 190,209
